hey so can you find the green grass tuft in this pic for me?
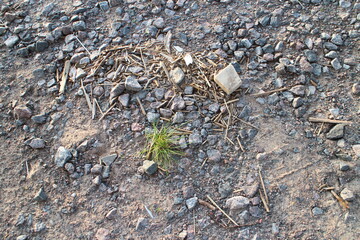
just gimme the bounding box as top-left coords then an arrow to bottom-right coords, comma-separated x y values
142,124 -> 183,169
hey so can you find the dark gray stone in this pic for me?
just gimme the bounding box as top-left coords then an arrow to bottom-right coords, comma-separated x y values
142,160 -> 158,175
54,146 -> 72,167
326,124 -> 345,140
33,187 -> 48,202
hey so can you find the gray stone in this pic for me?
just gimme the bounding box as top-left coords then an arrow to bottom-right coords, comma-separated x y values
29,138 -> 45,149
34,188 -> 48,202
92,176 -> 102,185
234,51 -> 245,60
312,207 -> 323,215
34,222 -> 46,232
219,182 -> 233,198
73,21 -> 86,31
304,50 -> 318,63
118,94 -> 130,107
16,235 -> 28,240
99,1 -> 110,11
331,58 -> 342,70
153,17 -> 165,29
147,112 -> 160,123
142,160 -> 158,175
340,188 -> 355,201
91,164 -> 103,174
109,83 -> 125,103
331,34 -> 343,46
325,51 -> 338,59
95,228 -> 110,240
171,96 -> 186,111
289,85 -> 305,96
154,88 -> 165,100
292,97 -> 304,108
207,149 -> 221,162
136,217 -> 148,231
160,108 -> 172,118
259,15 -> 270,26
172,112 -> 184,124
76,68 -> 87,79
189,133 -> 202,145
324,42 -> 338,51
4,35 -> 19,48
339,0 -> 351,8
326,124 -> 345,140
339,162 -> 350,171
226,196 -> 250,210
102,166 -> 111,179
352,144 -> 360,157
0,27 -> 7,36
17,48 -> 30,58
240,38 -> 252,49
125,76 -> 142,91
84,164 -> 92,174
184,86 -> 193,95
214,64 -> 242,95
64,163 -> 75,173
35,41 -> 49,52
54,147 -> 72,167
185,197 -> 198,210
100,153 -> 117,166
170,67 -> 185,85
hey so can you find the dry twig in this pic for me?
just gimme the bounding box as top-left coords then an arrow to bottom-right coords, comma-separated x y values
206,195 -> 239,226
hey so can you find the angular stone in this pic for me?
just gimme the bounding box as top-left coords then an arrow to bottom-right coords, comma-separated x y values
352,144 -> 360,157
91,164 -> 103,174
331,58 -> 342,70
188,133 -> 202,145
95,228 -> 111,240
326,124 -> 345,140
312,207 -> 323,216
142,160 -> 158,175
147,112 -> 160,123
29,138 -> 45,149
100,153 -> 117,166
33,187 -> 48,202
225,196 -> 250,210
304,50 -> 318,63
54,147 -> 72,167
289,85 -> 305,96
14,105 -> 32,119
125,76 -> 142,91
214,64 -> 242,95
170,67 -> 185,85
340,188 -> 355,201
206,149 -> 221,162
4,35 -> 19,48
172,112 -> 184,124
185,197 -> 198,210
135,217 -> 148,231
118,94 -> 130,107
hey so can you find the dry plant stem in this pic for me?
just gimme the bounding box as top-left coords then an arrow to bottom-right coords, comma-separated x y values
136,97 -> 146,116
308,117 -> 353,125
206,195 -> 239,226
259,168 -> 269,205
198,199 -> 216,210
233,116 -> 259,130
251,87 -> 289,97
259,190 -> 270,213
99,104 -> 115,121
274,161 -> 315,180
94,98 -> 104,116
80,80 -> 93,113
236,137 -> 245,152
330,190 -> 349,209
59,60 -> 70,94
75,36 -> 91,56
92,98 -> 96,120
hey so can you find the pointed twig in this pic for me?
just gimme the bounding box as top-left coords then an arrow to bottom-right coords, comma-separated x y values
206,195 -> 239,226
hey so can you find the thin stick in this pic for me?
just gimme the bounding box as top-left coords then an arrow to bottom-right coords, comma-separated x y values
136,97 -> 146,116
94,98 -> 104,116
144,205 -> 154,219
317,122 -> 324,135
330,190 -> 349,209
92,98 -> 96,120
198,199 -> 216,210
206,195 -> 239,226
236,137 -> 245,152
308,117 -> 353,125
99,104 -> 115,121
59,60 -> 70,94
75,36 -> 91,56
258,168 -> 269,205
25,160 -> 29,176
251,87 -> 288,97
80,80 -> 93,113
259,190 -> 270,212
274,161 -> 315,180
233,116 -> 259,130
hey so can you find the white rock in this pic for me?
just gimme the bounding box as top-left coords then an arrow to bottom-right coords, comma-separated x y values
214,64 -> 242,95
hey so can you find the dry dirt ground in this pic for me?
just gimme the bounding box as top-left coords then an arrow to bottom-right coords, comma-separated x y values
0,0 -> 359,240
